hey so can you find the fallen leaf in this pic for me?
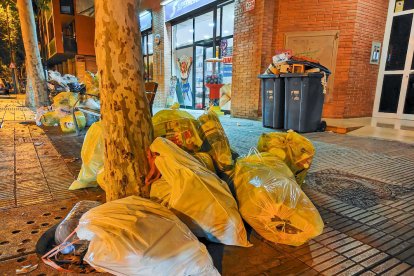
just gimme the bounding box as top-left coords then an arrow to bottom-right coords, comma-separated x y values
16,264 -> 38,274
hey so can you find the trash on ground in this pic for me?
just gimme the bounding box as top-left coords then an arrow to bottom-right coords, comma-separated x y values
16,264 -> 39,274
150,137 -> 251,247
233,150 -> 324,246
76,196 -> 220,276
152,106 -> 204,152
198,110 -> 233,172
69,121 -> 103,190
60,111 -> 86,133
55,200 -> 101,246
257,131 -> 315,186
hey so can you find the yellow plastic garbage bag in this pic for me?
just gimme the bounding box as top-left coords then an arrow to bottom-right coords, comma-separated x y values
233,151 -> 324,246
77,196 -> 219,276
150,137 -> 251,247
198,110 -> 233,172
40,111 -> 61,126
192,152 -> 216,173
257,131 -> 315,185
152,107 -> 203,153
69,121 -> 103,190
53,91 -> 78,109
60,111 -> 86,133
84,71 -> 99,96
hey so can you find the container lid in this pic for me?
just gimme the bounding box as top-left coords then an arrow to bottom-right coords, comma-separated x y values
286,60 -> 331,75
280,73 -> 325,78
257,74 -> 281,79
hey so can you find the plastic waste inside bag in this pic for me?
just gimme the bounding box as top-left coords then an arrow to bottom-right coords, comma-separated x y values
76,196 -> 220,276
55,200 -> 101,249
35,106 -> 52,126
150,137 -> 251,247
152,106 -> 203,153
60,111 -> 86,133
52,92 -> 78,111
233,150 -> 323,246
257,131 -> 315,185
39,111 -> 60,126
192,152 -> 216,173
69,121 -> 103,190
83,71 -> 99,96
198,110 -> 233,172
48,70 -> 70,92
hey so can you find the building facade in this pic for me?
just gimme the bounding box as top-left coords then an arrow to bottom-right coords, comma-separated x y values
40,0 -> 414,121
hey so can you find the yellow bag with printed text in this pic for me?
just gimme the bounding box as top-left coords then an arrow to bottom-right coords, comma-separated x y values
69,121 -> 104,190
198,110 -> 233,172
152,107 -> 203,153
257,131 -> 315,185
233,152 -> 324,246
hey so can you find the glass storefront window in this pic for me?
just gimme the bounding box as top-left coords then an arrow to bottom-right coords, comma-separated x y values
221,2 -> 234,37
174,47 -> 194,107
195,11 -> 214,41
142,35 -> 147,55
148,34 -> 153,55
174,19 -> 194,47
142,32 -> 153,81
170,1 -> 235,109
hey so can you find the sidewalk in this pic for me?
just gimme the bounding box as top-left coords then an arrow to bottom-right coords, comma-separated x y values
0,101 -> 413,275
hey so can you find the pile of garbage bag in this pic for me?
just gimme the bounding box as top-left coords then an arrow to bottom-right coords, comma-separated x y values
56,106 -> 324,274
36,70 -> 101,132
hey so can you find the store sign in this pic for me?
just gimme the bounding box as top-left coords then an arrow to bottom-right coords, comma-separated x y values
244,0 -> 255,12
165,0 -> 216,22
139,12 -> 152,32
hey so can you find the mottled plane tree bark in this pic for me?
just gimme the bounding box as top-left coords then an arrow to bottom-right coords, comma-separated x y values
95,0 -> 154,201
16,0 -> 49,107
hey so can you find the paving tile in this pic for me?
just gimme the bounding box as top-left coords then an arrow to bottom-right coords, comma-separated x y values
377,238 -> 405,252
312,255 -> 346,272
387,242 -> 414,256
343,245 -> 373,259
360,252 -> 389,268
400,267 -> 414,275
404,254 -> 414,266
335,240 -> 364,254
335,264 -> 366,276
304,251 -> 338,267
321,260 -> 357,275
371,258 -> 401,274
351,248 -> 380,263
382,262 -> 412,275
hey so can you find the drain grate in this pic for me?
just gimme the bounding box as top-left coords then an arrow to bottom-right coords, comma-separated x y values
306,169 -> 414,208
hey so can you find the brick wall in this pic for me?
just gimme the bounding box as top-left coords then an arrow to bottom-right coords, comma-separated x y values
273,0 -> 360,118
152,7 -> 171,108
231,0 -> 276,118
344,0 -> 388,117
232,0 -> 387,118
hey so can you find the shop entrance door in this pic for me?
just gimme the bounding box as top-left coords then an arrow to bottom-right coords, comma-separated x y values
374,0 -> 414,120
195,43 -> 216,109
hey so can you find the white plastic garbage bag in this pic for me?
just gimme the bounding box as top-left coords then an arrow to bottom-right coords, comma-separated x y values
150,137 -> 251,247
76,196 -> 219,276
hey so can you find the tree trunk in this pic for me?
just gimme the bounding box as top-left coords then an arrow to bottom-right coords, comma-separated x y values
16,0 -> 49,107
25,74 -> 35,107
95,0 -> 154,201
